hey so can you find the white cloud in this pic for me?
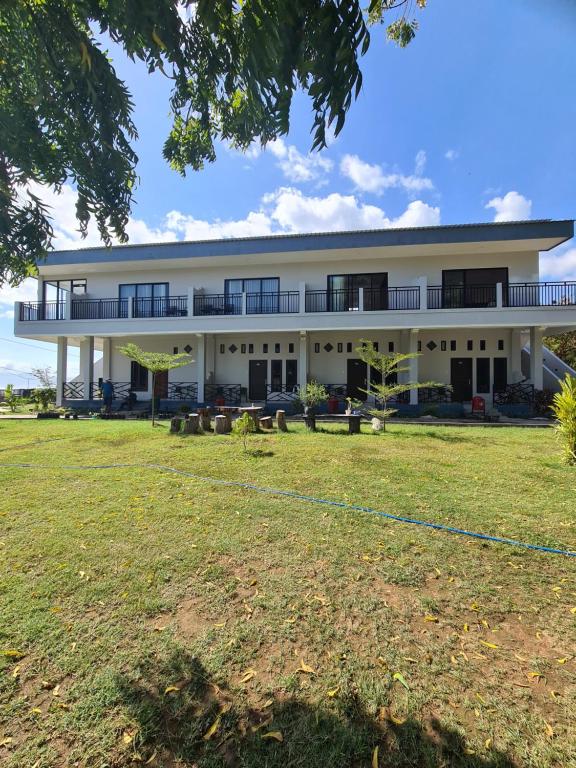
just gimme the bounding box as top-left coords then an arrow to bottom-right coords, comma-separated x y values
165,210 -> 273,240
485,190 -> 532,222
540,245 -> 576,282
445,149 -> 459,161
263,188 -> 440,233
414,149 -> 427,176
340,153 -> 434,195
267,139 -> 333,183
0,278 -> 38,319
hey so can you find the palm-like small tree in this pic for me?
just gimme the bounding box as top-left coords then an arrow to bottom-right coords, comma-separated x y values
550,374 -> 576,465
118,343 -> 192,426
356,341 -> 446,431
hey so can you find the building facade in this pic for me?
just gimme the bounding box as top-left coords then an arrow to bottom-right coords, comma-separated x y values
13,219 -> 576,415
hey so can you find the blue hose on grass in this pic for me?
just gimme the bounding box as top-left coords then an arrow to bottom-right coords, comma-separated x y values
0,461 -> 574,558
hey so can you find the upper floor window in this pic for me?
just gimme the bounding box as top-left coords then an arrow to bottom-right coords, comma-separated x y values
328,273 -> 388,311
119,283 -> 168,317
442,268 -> 508,308
225,277 -> 279,314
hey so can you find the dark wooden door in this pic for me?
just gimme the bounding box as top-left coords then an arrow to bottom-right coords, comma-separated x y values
249,360 -> 268,401
153,370 -> 168,398
493,357 -> 508,393
450,358 -> 473,401
347,359 -> 367,401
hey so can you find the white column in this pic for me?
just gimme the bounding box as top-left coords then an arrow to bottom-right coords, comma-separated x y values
241,292 -> 247,315
409,329 -> 419,405
37,278 -> 44,302
298,281 -> 306,314
102,338 -> 112,380
399,329 -> 410,383
64,292 -> 72,320
530,326 -> 544,390
417,276 -> 428,311
188,287 -> 196,317
56,337 -> 67,406
79,336 -> 94,399
298,331 -> 308,388
196,333 -> 205,403
496,282 -> 503,309
358,287 -> 364,312
510,328 -> 523,382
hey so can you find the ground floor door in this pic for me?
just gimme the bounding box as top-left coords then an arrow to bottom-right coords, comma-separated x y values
249,360 -> 268,401
450,357 -> 473,401
347,359 -> 368,401
153,370 -> 168,398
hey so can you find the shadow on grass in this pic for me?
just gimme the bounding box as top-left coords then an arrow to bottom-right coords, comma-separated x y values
115,649 -> 516,768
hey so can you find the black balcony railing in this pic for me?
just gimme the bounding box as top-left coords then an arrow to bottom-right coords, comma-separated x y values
305,289 -> 358,312
427,285 -> 498,309
506,281 -> 576,307
204,384 -> 242,405
166,382 -> 198,400
89,381 -> 133,400
265,385 -> 300,403
133,296 -> 188,318
306,287 -> 419,312
193,294 -> 242,316
63,381 -> 84,399
246,292 -> 299,314
365,286 -> 420,311
19,301 -> 65,320
71,298 -> 127,319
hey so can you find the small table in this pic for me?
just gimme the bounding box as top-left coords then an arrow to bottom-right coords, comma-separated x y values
213,405 -> 264,429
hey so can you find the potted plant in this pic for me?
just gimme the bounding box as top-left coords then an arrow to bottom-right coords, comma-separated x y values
297,381 -> 328,431
345,396 -> 362,415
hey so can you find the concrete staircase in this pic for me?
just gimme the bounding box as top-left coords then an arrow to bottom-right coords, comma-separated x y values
522,345 -> 576,391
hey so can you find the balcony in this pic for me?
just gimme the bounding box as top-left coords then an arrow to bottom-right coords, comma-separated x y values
194,292 -> 299,316
16,281 -> 576,324
305,286 -> 420,312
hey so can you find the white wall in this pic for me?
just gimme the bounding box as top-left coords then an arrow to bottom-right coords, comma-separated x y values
42,250 -> 539,299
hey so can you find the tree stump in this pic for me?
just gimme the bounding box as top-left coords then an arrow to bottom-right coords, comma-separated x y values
215,414 -> 230,434
169,416 -> 183,434
199,408 -> 211,432
304,415 -> 316,431
276,410 -> 287,431
348,414 -> 361,434
182,413 -> 200,434
260,416 -> 273,429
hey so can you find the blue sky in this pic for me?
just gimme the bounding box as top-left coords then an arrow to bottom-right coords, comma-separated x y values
1,0 -> 575,387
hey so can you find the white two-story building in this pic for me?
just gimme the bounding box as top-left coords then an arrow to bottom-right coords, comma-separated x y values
13,219 -> 576,416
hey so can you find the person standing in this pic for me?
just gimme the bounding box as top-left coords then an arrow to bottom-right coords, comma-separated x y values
101,379 -> 114,414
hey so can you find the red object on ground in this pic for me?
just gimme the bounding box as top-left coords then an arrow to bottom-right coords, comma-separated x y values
215,395 -> 225,407
328,395 -> 339,414
471,395 -> 485,417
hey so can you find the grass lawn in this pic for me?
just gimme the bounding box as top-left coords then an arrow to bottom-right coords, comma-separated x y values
0,419 -> 575,768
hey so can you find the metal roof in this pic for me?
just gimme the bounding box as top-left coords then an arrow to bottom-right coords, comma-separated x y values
42,218 -> 574,266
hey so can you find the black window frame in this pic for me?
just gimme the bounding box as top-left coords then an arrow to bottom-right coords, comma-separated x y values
476,358 -> 490,394
327,272 -> 388,311
130,361 -> 149,392
441,267 -> 509,308
286,360 -> 298,389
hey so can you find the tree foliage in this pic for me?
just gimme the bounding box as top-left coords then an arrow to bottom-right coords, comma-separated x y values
117,342 -> 192,424
550,374 -> 576,465
0,0 -> 426,284
356,340 -> 443,430
544,331 -> 576,371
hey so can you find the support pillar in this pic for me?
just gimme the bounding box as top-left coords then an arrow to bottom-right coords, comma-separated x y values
298,331 -> 308,389
530,326 -> 544,391
298,281 -> 306,314
417,276 -> 428,311
56,337 -> 67,407
409,329 -> 419,405
510,328 -> 523,383
196,333 -> 205,403
79,336 -> 94,400
102,338 -> 112,380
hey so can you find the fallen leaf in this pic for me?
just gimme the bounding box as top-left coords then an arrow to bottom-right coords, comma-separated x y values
556,658 -> 568,664
203,715 -> 221,741
52,684 -> 61,697
0,738 -> 13,747
261,731 -> 283,742
450,655 -> 458,665
164,685 -> 180,695
475,693 -> 487,704
240,669 -> 256,684
463,624 -> 469,632
403,657 -> 418,663
389,713 -> 406,725
424,615 -> 438,623
327,686 -> 340,698
464,748 -> 476,755
393,672 -> 409,691
262,699 -> 274,709
298,660 -> 315,674
214,622 -> 226,628
0,650 -> 24,659
145,749 -> 158,765
372,745 -> 379,768
122,731 -> 135,745
485,738 -> 492,749
11,666 -> 20,679
545,721 -> 554,739
30,707 -> 42,715
480,641 -> 498,649
284,617 -> 296,624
